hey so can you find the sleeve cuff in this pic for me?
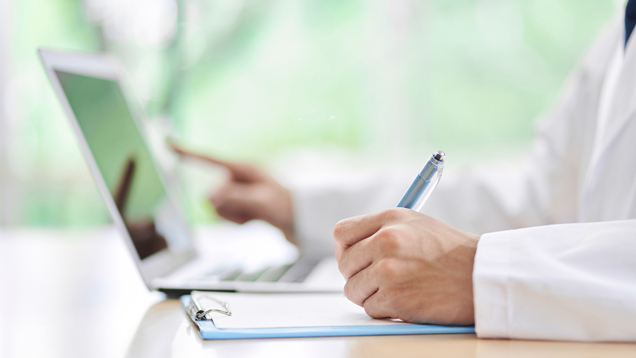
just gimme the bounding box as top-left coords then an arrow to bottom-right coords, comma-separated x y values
290,188 -> 336,257
473,230 -> 513,338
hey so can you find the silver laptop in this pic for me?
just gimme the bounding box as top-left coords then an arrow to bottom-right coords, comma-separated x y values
39,48 -> 343,294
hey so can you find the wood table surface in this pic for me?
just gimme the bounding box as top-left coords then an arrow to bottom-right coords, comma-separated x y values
1,226 -> 634,358
127,298 -> 636,358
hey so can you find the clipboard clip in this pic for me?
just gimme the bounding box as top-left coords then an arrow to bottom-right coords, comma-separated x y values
187,291 -> 232,321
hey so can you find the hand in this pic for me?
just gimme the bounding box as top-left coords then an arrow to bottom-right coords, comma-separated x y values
169,141 -> 296,243
334,208 -> 480,325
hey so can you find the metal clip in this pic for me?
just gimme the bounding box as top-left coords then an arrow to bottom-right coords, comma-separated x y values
187,291 -> 232,321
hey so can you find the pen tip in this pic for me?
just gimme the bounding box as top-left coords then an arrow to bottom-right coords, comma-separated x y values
434,150 -> 445,161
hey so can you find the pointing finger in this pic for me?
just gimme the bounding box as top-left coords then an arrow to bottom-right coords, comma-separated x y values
168,140 -> 264,182
168,140 -> 233,167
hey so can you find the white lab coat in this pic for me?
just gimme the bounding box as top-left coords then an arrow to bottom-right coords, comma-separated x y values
291,17 -> 636,342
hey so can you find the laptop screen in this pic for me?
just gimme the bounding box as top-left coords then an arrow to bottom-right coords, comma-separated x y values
55,70 -> 191,260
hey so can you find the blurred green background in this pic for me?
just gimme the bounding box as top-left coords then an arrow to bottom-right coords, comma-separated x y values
0,0 -> 621,227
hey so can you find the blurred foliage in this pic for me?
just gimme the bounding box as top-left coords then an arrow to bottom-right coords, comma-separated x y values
3,0 -> 619,226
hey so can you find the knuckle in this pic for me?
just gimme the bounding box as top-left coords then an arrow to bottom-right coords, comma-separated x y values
381,287 -> 401,306
337,260 -> 349,278
343,280 -> 354,297
343,280 -> 351,297
374,227 -> 402,252
343,280 -> 360,305
375,258 -> 398,279
339,262 -> 357,281
381,208 -> 398,221
382,207 -> 407,221
333,219 -> 349,239
363,293 -> 388,319
382,287 -> 397,305
363,304 -> 381,318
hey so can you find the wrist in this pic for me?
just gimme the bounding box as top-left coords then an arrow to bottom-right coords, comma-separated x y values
468,234 -> 481,322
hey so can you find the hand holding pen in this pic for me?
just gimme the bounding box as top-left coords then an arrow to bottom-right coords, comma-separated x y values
333,150 -> 481,326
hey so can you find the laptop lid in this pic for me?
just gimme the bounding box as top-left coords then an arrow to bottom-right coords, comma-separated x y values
39,49 -> 196,289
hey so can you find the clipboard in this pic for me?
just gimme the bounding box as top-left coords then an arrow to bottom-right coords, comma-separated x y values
181,293 -> 475,340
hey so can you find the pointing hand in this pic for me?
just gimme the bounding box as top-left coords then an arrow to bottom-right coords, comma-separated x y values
169,141 -> 296,243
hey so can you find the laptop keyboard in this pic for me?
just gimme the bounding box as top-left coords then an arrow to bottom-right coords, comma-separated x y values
219,257 -> 320,283
220,264 -> 291,282
256,264 -> 293,282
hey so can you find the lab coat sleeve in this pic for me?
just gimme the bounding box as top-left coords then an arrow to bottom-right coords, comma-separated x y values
290,174 -> 414,256
422,76 -> 594,234
421,19 -> 622,234
289,51 -> 597,255
290,18 -> 621,255
473,219 -> 636,342
289,17 -> 614,254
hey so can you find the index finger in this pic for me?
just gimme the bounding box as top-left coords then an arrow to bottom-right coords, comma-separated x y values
167,140 -> 265,182
333,211 -> 387,261
167,139 -> 235,169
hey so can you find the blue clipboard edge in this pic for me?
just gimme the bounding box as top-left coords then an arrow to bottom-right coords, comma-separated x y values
180,295 -> 475,340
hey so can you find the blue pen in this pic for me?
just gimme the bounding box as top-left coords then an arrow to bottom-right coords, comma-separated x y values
397,150 -> 445,212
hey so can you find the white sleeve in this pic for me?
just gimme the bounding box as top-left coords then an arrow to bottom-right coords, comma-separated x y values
290,174 -> 413,256
421,19 -> 622,235
473,219 -> 636,342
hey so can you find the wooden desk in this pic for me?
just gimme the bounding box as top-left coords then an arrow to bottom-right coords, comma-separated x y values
1,227 -> 635,358
126,299 -> 636,358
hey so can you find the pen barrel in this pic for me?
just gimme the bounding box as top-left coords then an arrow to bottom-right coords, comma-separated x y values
397,155 -> 444,211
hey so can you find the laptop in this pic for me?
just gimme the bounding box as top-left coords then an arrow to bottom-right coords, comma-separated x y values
39,48 -> 343,294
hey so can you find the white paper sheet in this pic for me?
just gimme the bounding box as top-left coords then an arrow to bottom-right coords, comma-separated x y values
193,292 -> 406,329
